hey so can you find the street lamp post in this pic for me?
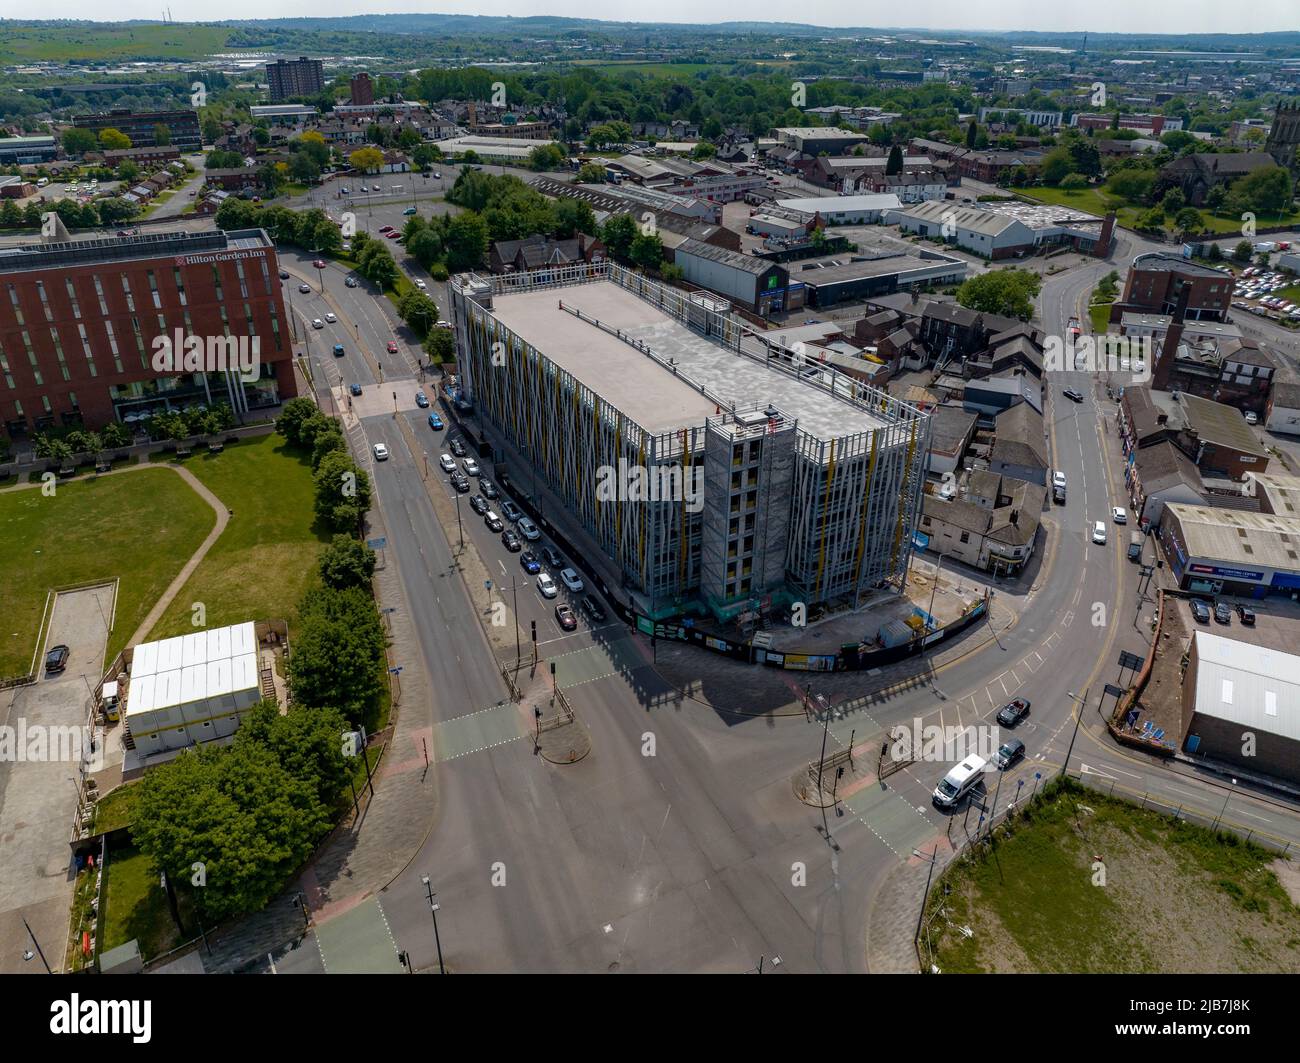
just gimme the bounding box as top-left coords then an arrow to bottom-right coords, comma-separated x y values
455,491 -> 463,549
1062,688 -> 1090,780
21,916 -> 51,973
927,552 -> 945,629
421,876 -> 446,974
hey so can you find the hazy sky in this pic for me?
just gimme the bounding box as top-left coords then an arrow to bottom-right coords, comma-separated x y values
12,3 -> 1299,37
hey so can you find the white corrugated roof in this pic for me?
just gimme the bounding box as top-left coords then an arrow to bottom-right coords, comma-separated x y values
127,622 -> 260,719
776,194 -> 902,215
1192,631 -> 1300,742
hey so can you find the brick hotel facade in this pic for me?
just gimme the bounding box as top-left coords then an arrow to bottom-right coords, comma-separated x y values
0,229 -> 297,439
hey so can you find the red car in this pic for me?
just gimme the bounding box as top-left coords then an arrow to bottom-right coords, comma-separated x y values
386,231 -> 400,239
386,340 -> 398,354
312,259 -> 326,269
555,604 -> 577,631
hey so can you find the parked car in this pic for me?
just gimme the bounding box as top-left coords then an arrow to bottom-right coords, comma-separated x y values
1245,411 -> 1258,425
1091,521 -> 1107,544
501,499 -> 523,523
994,738 -> 1025,770
502,528 -> 522,552
450,438 -> 467,457
581,596 -> 607,623
559,567 -> 585,593
427,412 -> 444,430
469,494 -> 489,515
995,698 -> 1031,727
1112,507 -> 1127,524
1214,601 -> 1232,624
403,206 -> 418,216
333,344 -> 345,357
462,457 -> 480,477
517,516 -> 541,540
479,479 -> 498,500
1237,604 -> 1256,625
1190,599 -> 1211,624
537,572 -> 558,598
541,545 -> 564,570
451,474 -> 471,493
279,269 -> 290,279
484,510 -> 503,532
439,453 -> 457,473
44,644 -> 70,675
555,603 -> 578,631
372,443 -> 389,461
415,278 -> 427,290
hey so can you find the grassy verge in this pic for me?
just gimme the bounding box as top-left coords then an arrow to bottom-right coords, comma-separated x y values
1089,300 -> 1113,333
100,845 -> 193,961
146,434 -> 328,641
92,782 -> 141,836
925,778 -> 1300,973
0,469 -> 213,678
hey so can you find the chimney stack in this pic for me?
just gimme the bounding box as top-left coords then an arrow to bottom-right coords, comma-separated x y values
1153,286 -> 1192,391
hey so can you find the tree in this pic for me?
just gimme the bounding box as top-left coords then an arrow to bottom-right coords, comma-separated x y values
289,586 -> 386,725
575,162 -> 607,184
424,327 -> 455,364
1161,187 -> 1187,216
885,144 -> 904,176
1205,241 -> 1224,262
101,422 -> 132,449
318,534 -> 377,591
1233,239 -> 1253,263
553,197 -> 596,240
966,119 -> 978,148
309,418 -> 347,471
629,231 -> 664,272
955,269 -> 1042,321
276,397 -> 320,446
153,124 -> 171,147
1226,165 -> 1294,217
1059,172 -> 1089,190
1174,207 -> 1203,233
349,146 -> 384,174
443,212 -> 489,272
61,127 -> 97,156
1205,185 -> 1227,212
289,152 -> 320,183
407,227 -> 443,270
314,450 -> 370,532
96,197 -> 139,224
527,143 -> 565,171
1137,206 -> 1168,231
1039,147 -> 1073,186
398,290 -> 440,337
601,213 -> 637,261
235,701 -> 352,812
1106,168 -> 1156,204
97,128 -> 131,151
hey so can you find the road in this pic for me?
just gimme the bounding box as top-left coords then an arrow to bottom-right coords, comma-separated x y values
267,217 -> 1300,973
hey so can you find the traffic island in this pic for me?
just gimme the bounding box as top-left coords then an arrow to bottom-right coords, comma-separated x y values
792,735 -> 894,809
530,685 -> 592,765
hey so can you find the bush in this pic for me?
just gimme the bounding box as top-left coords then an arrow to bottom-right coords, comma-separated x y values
430,263 -> 449,282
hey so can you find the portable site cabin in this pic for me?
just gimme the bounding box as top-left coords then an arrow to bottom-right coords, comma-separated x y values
124,622 -> 261,756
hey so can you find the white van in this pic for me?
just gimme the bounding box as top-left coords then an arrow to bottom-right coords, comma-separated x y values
932,754 -> 988,809
36,177 -> 49,188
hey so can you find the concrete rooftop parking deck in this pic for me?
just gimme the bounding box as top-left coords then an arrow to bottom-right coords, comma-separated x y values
489,281 -> 889,439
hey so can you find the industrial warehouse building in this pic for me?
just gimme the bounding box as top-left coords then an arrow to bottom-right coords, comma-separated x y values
887,199 -> 1107,259
1158,503 -> 1300,597
449,263 -> 931,620
122,623 -> 263,757
1181,631 -> 1300,784
670,240 -> 804,315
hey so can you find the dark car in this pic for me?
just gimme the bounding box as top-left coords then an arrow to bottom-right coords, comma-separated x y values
485,511 -> 504,532
349,383 -> 363,396
479,478 -> 499,500
501,499 -> 524,524
1190,599 -> 1211,624
345,276 -> 359,288
278,269 -> 290,279
44,644 -> 70,675
333,344 -> 345,357
1237,604 -> 1257,625
1214,602 -> 1232,624
450,438 -> 467,457
995,698 -> 1031,727
1062,388 -> 1084,403
555,604 -> 578,631
502,529 -> 522,552
451,474 -> 471,493
994,738 -> 1025,770
469,494 -> 489,515
580,596 -> 607,624
520,550 -> 542,574
541,545 -> 564,570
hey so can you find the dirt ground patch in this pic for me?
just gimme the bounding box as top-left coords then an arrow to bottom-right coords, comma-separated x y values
924,780 -> 1300,973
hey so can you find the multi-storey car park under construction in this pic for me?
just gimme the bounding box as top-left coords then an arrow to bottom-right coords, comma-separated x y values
449,262 -> 931,622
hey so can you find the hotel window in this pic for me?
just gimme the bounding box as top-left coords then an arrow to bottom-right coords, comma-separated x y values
219,306 -> 230,330
35,280 -> 53,323
104,321 -> 124,374
211,265 -> 224,301
147,270 -> 161,309
65,278 -> 81,319
259,258 -> 271,294
182,310 -> 193,333
0,343 -> 13,389
50,328 -> 69,382
69,392 -> 78,410
121,274 -> 135,312
236,259 -> 248,299
130,317 -> 147,369
173,267 -> 187,307
269,305 -> 281,349
244,302 -> 254,334
78,324 -> 96,377
22,331 -> 41,386
93,276 -> 108,316
8,283 -> 22,326
41,394 -> 52,415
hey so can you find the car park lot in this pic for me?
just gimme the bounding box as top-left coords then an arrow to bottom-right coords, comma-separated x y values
1177,593 -> 1300,648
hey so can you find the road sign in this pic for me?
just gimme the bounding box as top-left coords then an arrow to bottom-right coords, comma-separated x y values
485,580 -> 493,591
367,537 -> 387,550
1103,683 -> 1126,700
1118,651 -> 1145,671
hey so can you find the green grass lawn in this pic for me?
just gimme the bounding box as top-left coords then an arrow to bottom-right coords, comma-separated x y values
1089,300 -> 1113,333
100,845 -> 192,960
0,22 -> 231,63
1016,186 -> 1143,229
146,434 -> 328,642
926,779 -> 1300,973
0,469 -> 213,679
92,782 -> 141,836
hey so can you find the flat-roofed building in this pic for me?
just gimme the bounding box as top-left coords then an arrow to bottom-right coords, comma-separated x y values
774,127 -> 871,156
1159,503 -> 1300,595
449,264 -> 930,619
1181,631 -> 1300,783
